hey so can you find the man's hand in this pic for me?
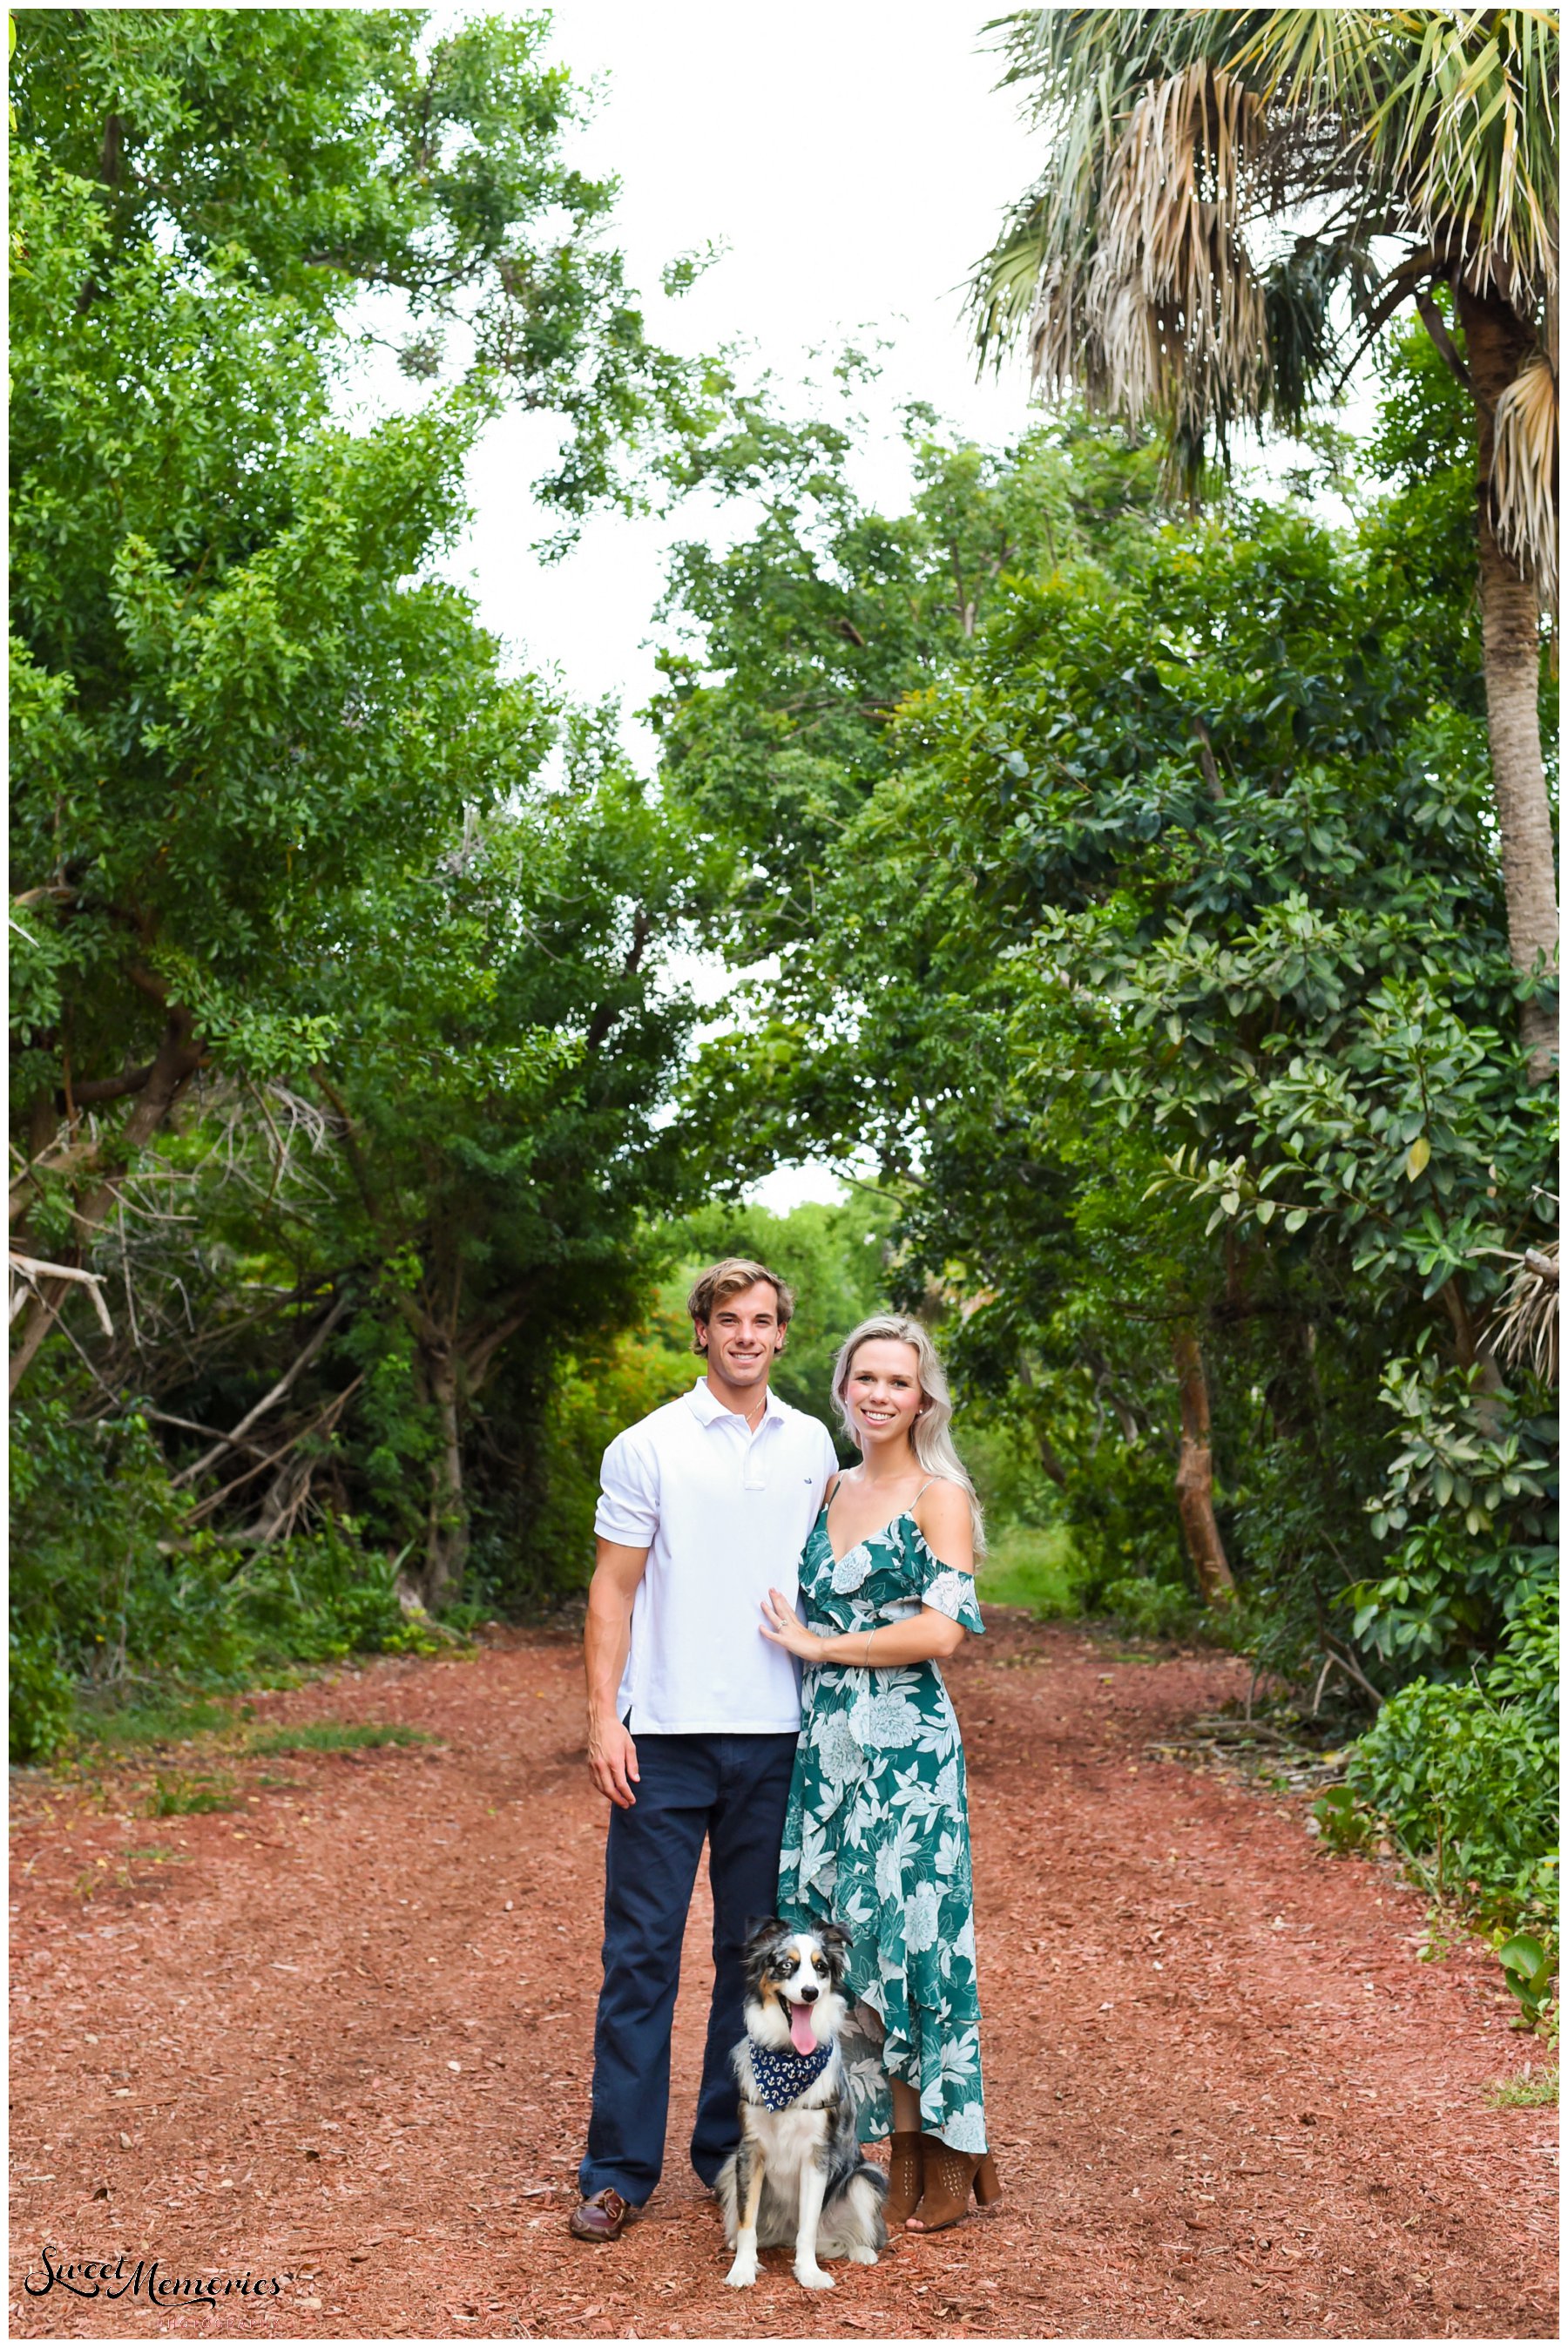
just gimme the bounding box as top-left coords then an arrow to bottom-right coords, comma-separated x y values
588,1713 -> 641,1810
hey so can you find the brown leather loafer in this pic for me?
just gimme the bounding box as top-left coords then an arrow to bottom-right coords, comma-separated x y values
568,2186 -> 637,2243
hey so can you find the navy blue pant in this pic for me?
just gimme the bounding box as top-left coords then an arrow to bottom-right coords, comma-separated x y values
578,1730 -> 799,2205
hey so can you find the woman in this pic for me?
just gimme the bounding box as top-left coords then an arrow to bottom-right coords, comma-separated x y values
759,1313 -> 1001,2233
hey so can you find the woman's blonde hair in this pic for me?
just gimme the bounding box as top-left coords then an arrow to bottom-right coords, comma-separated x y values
830,1314 -> 986,1553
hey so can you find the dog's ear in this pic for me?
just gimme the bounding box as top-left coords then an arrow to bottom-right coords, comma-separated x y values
817,1920 -> 853,1959
742,1915 -> 789,1958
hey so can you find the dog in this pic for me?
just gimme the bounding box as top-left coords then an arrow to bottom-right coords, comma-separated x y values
717,1917 -> 888,2291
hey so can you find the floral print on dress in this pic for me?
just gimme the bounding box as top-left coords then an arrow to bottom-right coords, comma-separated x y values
776,1505 -> 990,2155
830,1542 -> 875,1594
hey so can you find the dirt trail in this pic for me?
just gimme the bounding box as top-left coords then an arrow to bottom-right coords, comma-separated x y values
9,1618 -> 1557,2339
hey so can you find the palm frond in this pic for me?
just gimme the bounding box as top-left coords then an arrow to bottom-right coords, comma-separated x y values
1017,58 -> 1274,459
1238,9 -> 1559,310
971,10 -> 1207,370
1098,60 -> 1272,438
1488,1240 -> 1559,1384
971,184 -> 1052,366
1263,236 -> 1381,430
1492,349 -> 1559,608
975,4 -> 1558,543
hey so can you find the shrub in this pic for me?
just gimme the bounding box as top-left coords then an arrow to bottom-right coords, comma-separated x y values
1346,1593 -> 1558,1930
1101,1573 -> 1202,1641
11,1377 -> 448,1763
978,1523 -> 1083,1617
10,1624 -> 76,1765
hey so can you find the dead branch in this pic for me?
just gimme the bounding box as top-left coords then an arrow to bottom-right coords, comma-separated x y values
9,1252 -> 115,1337
170,1291 -> 352,1486
1319,1641 -> 1383,1712
184,1372 -> 366,1526
136,1406 -> 268,1457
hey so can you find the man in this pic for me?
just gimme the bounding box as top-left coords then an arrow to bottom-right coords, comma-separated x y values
569,1257 -> 840,2243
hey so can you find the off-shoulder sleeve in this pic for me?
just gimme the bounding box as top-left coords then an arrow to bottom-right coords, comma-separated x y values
910,1524 -> 985,1636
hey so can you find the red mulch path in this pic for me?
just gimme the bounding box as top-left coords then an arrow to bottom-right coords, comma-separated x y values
9,1616 -> 1558,2338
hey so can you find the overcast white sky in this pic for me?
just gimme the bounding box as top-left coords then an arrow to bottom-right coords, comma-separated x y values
362,8 -> 1363,1213
416,5 -> 1051,1208
451,3 -> 1044,726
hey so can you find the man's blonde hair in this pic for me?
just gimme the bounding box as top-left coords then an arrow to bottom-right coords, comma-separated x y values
686,1257 -> 796,1357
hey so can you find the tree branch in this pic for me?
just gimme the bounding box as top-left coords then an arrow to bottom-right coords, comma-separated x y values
1321,1641 -> 1383,1713
9,1252 -> 115,1336
1414,283 -> 1472,391
184,1373 -> 366,1526
64,1063 -> 156,1106
170,1291 -> 351,1486
582,908 -> 653,1055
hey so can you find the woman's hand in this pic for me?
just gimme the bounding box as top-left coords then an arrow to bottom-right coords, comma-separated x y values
760,1587 -> 828,1663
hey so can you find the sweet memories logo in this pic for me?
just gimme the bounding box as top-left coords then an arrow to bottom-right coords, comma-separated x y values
23,2246 -> 292,2304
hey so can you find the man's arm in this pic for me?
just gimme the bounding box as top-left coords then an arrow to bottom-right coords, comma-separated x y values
585,1538 -> 649,1809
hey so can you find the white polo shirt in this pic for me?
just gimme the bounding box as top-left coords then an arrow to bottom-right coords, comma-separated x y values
595,1377 -> 841,1736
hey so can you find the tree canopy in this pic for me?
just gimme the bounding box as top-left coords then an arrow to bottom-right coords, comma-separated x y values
9,11 -> 1559,1949
10,6 -> 719,1671
970,6 -> 1559,1078
658,334 -> 1555,1697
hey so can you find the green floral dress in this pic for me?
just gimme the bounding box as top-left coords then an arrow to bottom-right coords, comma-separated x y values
776,1501 -> 990,2155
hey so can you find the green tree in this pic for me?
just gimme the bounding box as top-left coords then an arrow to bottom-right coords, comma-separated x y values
972,7 -> 1558,1079
10,8 -> 703,511
9,8 -> 726,1728
653,389 -> 1159,955
293,740 -> 712,1607
10,7 -> 706,1391
658,353 -> 1556,1694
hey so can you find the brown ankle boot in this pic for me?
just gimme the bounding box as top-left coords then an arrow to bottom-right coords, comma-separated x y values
884,2128 -> 925,2226
904,2140 -> 1003,2232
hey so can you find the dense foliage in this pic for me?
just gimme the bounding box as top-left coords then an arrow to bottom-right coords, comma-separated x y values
9,12 -> 1557,1967
654,340 -> 1558,1925
1346,1592 -> 1558,1932
9,7 -> 717,1751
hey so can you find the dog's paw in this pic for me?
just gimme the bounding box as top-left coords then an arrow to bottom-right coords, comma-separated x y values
794,2263 -> 835,2291
724,2257 -> 758,2290
844,2245 -> 878,2265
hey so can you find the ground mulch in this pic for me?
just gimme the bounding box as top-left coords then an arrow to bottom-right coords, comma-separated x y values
9,1615 -> 1558,2339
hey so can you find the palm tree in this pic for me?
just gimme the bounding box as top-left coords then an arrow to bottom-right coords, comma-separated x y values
973,8 -> 1558,1080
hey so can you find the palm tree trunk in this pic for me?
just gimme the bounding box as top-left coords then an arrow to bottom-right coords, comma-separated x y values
1456,285 -> 1559,1084
1172,1320 -> 1235,1606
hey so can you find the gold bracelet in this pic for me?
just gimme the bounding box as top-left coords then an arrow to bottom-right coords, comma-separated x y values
862,1627 -> 876,1672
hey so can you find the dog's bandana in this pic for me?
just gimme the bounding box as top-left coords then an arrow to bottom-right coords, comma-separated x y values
747,2035 -> 834,2111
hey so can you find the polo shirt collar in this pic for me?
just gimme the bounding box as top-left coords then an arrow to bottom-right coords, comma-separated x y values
688,1376 -> 785,1428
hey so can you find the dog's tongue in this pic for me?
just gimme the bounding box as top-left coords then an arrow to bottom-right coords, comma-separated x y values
787,2003 -> 818,2056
